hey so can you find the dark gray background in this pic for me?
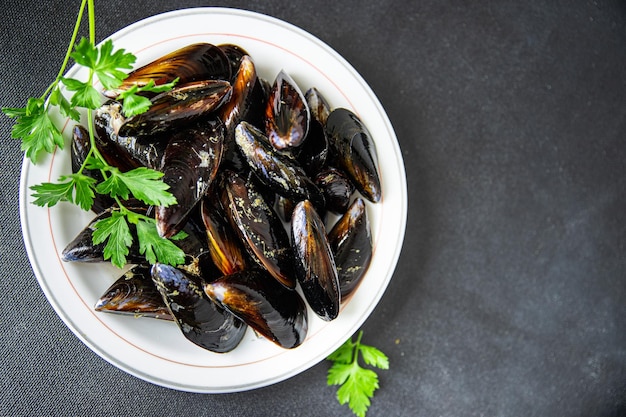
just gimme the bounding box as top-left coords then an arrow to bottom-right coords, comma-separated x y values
1,1 -> 624,416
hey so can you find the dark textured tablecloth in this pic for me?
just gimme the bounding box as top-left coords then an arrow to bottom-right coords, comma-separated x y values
1,1 -> 625,416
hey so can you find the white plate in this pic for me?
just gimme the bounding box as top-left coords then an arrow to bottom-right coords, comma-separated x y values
19,7 -> 407,393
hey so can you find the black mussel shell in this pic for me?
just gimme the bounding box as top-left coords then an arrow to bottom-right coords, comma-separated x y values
95,101 -> 167,170
200,196 -> 249,276
218,43 -> 250,82
174,209 -> 222,280
151,263 -> 247,353
71,124 -> 115,214
155,118 -> 225,238
219,56 -> 266,137
107,43 -> 232,97
220,171 -> 296,289
275,195 -> 295,223
295,115 -> 329,177
118,80 -> 232,137
61,208 -> 145,264
314,167 -> 355,214
203,268 -> 308,349
218,55 -> 267,172
71,124 -> 93,175
264,70 -> 310,151
235,121 -> 325,209
95,264 -> 173,320
291,200 -> 340,321
295,87 -> 332,175
305,87 -> 331,126
91,105 -> 142,172
325,108 -> 382,203
327,197 -> 372,298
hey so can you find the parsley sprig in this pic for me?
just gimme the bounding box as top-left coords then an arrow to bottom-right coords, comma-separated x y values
327,330 -> 389,417
2,0 -> 184,268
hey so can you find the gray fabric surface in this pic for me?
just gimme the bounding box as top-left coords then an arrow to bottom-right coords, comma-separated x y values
1,1 -> 625,416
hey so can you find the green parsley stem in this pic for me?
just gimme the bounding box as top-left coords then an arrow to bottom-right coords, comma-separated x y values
353,330 -> 364,363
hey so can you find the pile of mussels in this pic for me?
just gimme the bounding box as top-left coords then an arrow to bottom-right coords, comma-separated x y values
62,42 -> 382,352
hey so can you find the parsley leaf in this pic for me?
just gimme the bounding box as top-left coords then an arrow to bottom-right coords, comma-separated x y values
71,38 -> 135,91
62,77 -> 101,110
92,211 -> 132,268
3,98 -> 64,162
49,87 -> 81,121
96,166 -> 177,207
30,181 -> 75,207
29,173 -> 96,210
327,331 -> 389,417
118,87 -> 152,118
135,219 -> 186,266
117,78 -> 179,117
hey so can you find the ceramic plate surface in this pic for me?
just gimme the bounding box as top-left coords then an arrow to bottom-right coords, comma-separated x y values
19,7 -> 407,393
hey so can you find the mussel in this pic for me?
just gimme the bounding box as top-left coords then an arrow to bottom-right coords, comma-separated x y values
314,167 -> 355,214
94,101 -> 167,170
95,264 -> 173,320
118,80 -> 232,137
264,70 -> 310,151
203,268 -> 308,349
291,200 -> 340,321
220,170 -> 296,289
155,118 -> 224,238
151,263 -> 247,353
218,43 -> 250,83
305,87 -> 331,126
235,121 -> 325,209
327,197 -> 372,298
107,43 -> 232,97
200,196 -> 249,276
295,87 -> 331,176
325,108 -> 382,203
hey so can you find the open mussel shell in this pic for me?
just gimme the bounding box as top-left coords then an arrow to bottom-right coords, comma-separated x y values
264,70 -> 310,151
203,268 -> 308,349
291,200 -> 340,321
61,208 -> 145,264
314,167 -> 355,215
235,121 -> 325,209
327,197 -> 372,298
151,263 -> 247,353
220,170 -> 296,289
155,118 -> 224,239
107,43 -> 232,97
95,101 -> 167,170
118,80 -> 232,137
95,264 -> 173,321
325,108 -> 382,203
200,196 -> 249,276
